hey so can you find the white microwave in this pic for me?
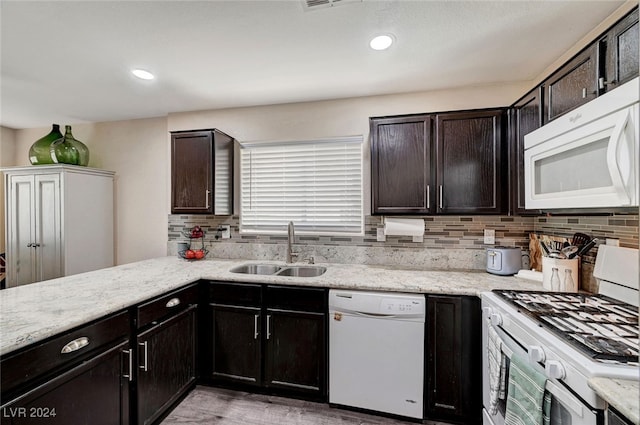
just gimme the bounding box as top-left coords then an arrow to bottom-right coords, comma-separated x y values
524,77 -> 639,210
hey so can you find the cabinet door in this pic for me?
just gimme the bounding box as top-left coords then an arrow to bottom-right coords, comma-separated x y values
510,88 -> 542,215
370,115 -> 432,214
426,296 -> 481,424
171,131 -> 213,214
544,44 -> 598,123
435,110 -> 504,214
603,8 -> 639,91
2,341 -> 130,425
264,308 -> 326,398
34,174 -> 62,283
209,304 -> 261,386
6,174 -> 61,287
6,175 -> 36,287
136,305 -> 197,425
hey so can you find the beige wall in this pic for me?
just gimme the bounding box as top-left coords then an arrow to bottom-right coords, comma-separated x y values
0,126 -> 17,254
13,118 -> 169,265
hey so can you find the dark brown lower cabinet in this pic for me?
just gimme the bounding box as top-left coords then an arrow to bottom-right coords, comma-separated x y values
264,308 -> 326,396
2,340 -> 130,425
426,295 -> 482,425
206,281 -> 327,400
136,305 -> 198,425
210,304 -> 262,386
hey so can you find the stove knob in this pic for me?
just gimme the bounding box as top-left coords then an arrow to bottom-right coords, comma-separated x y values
528,346 -> 546,363
490,312 -> 502,327
545,360 -> 566,380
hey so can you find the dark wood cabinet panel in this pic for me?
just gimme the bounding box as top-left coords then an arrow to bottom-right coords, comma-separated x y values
426,295 -> 481,425
136,305 -> 197,425
370,115 -> 431,214
435,110 -> 504,214
3,341 -> 130,425
209,304 -> 262,386
510,87 -> 543,215
171,129 -> 234,215
603,8 -> 639,91
1,310 -> 129,400
543,44 -> 598,123
264,309 -> 326,396
206,282 -> 327,400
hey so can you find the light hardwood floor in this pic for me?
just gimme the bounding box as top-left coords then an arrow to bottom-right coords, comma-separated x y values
162,386 -> 440,425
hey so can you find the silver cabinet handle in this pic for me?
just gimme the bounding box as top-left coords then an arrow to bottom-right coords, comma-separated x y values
426,185 -> 430,209
165,297 -> 180,308
27,243 -> 41,248
435,403 -> 456,410
254,314 -> 259,339
139,341 -> 148,371
439,185 -> 443,209
582,88 -> 587,98
61,337 -> 90,354
122,349 -> 133,381
205,189 -> 211,209
266,315 -> 271,340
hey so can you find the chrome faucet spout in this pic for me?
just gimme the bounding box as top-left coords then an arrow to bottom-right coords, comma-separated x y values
287,221 -> 299,263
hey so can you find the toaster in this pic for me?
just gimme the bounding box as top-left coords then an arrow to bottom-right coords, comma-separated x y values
486,247 -> 522,276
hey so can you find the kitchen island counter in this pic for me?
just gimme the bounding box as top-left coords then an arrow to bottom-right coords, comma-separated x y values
0,256 -> 542,356
589,377 -> 640,425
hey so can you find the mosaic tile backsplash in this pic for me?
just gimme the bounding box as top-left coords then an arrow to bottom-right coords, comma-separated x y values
168,213 -> 638,292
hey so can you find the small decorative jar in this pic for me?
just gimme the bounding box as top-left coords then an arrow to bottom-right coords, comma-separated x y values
28,124 -> 63,165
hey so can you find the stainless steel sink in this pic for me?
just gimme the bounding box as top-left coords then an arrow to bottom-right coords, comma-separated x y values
228,263 -> 326,277
276,266 -> 327,277
229,264 -> 282,275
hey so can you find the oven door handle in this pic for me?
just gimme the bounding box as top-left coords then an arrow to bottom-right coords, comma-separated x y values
499,342 -> 584,417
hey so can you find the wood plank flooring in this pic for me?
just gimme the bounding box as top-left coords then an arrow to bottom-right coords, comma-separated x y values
162,386 -> 441,425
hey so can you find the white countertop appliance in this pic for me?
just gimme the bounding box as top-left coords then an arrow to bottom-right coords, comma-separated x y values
328,290 -> 426,419
486,247 -> 522,276
481,245 -> 639,425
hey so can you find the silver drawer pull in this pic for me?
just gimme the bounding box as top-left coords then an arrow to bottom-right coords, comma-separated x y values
61,337 -> 90,354
139,341 -> 148,371
122,349 -> 133,381
435,403 -> 456,410
165,298 -> 181,308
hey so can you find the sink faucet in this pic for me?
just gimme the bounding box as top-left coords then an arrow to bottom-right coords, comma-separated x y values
287,221 -> 299,263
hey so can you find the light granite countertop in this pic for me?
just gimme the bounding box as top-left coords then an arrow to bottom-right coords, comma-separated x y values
589,377 -> 640,424
0,256 -> 544,356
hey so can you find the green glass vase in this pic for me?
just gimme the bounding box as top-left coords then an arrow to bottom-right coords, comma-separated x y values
50,125 -> 90,166
28,124 -> 63,165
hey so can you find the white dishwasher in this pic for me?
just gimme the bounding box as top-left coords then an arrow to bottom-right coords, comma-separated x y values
328,289 -> 425,419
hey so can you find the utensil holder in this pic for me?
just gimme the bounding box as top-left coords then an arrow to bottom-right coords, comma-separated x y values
542,257 -> 579,292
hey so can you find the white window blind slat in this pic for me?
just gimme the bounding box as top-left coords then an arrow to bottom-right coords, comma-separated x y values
240,136 -> 364,235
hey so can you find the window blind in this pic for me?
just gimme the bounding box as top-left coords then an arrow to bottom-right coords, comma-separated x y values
240,136 -> 363,235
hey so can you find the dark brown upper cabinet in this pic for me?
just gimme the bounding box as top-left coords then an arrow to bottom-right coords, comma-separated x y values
435,109 -> 505,214
370,115 -> 431,214
509,87 -> 543,215
601,8 -> 639,92
543,43 -> 599,123
171,129 -> 234,215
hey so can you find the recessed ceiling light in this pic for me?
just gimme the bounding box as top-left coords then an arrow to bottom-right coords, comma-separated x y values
131,69 -> 155,80
369,35 -> 393,51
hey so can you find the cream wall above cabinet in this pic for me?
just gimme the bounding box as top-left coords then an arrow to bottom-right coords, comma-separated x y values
2,165 -> 114,288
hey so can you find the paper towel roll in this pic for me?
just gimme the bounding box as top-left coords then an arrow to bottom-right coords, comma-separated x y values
383,218 -> 425,237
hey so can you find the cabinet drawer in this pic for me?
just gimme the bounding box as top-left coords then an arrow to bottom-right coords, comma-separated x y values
265,285 -> 326,313
1,310 -> 129,398
137,283 -> 199,329
209,281 -> 262,307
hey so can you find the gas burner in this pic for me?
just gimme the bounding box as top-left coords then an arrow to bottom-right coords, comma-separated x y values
492,289 -> 639,363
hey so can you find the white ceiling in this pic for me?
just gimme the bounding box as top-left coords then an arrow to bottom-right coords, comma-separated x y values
0,0 -> 626,130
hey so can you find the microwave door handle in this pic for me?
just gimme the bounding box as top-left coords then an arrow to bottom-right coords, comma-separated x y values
606,109 -> 632,204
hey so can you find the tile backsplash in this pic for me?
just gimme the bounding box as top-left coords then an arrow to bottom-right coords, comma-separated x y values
168,213 -> 638,292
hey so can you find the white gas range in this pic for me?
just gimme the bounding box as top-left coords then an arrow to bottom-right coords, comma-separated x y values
481,245 -> 639,425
